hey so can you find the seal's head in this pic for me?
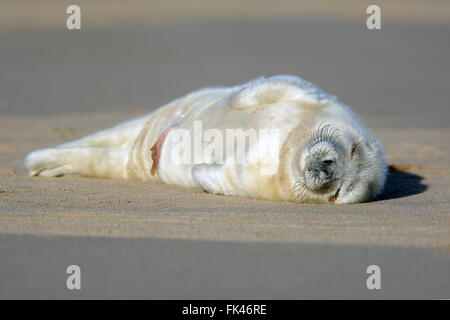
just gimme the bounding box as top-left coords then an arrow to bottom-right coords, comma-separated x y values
292,122 -> 387,204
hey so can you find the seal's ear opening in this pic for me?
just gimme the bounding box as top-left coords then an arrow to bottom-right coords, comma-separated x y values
303,141 -> 340,191
350,142 -> 359,159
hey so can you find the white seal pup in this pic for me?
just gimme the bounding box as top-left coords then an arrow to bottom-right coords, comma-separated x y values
24,75 -> 387,204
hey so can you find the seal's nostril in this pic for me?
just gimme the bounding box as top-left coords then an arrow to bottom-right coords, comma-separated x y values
322,159 -> 334,166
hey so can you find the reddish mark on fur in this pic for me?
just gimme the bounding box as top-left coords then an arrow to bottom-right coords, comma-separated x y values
150,127 -> 171,175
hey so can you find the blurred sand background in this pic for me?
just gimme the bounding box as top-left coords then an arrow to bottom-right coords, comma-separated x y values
0,0 -> 449,298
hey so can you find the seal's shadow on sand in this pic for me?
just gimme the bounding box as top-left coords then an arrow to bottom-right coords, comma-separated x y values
376,165 -> 428,201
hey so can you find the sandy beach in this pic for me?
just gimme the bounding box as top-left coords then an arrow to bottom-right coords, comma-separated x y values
0,1 -> 449,298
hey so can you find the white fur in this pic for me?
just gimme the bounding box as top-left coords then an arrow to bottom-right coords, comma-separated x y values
24,75 -> 387,203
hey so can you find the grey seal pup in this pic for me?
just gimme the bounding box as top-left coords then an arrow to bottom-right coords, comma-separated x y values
25,75 -> 387,203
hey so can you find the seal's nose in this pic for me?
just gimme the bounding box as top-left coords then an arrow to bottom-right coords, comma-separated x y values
320,158 -> 335,175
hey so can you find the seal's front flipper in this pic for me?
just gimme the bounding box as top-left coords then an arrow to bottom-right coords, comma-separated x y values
150,127 -> 171,176
192,163 -> 234,196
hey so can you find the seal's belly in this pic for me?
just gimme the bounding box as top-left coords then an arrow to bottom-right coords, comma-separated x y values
125,88 -> 235,182
127,82 -> 336,189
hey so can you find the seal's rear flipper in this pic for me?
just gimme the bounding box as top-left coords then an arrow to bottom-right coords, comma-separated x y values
24,146 -> 128,178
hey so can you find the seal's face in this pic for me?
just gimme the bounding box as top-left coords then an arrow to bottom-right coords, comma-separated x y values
295,124 -> 387,204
